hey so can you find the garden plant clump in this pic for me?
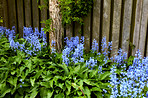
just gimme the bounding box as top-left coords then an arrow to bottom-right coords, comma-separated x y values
0,26 -> 148,98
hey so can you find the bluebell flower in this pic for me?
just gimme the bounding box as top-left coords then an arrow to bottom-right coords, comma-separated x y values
86,57 -> 97,68
91,39 -> 99,53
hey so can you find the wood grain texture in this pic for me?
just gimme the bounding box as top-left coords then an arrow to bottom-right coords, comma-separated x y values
146,35 -> 148,57
32,0 -> 39,29
0,1 -> 3,26
111,0 -> 122,57
66,23 -> 73,39
121,0 -> 133,55
24,0 -> 32,27
102,0 -> 111,43
74,22 -> 81,38
17,0 -> 24,37
40,0 -> 47,28
92,0 -> 101,47
132,0 -> 143,56
83,12 -> 91,53
8,0 -> 17,30
139,0 -> 148,57
2,0 -> 9,27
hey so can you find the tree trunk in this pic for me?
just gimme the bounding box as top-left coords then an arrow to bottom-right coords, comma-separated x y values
49,0 -> 63,53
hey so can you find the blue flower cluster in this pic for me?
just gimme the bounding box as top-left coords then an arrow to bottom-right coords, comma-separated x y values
62,36 -> 84,66
109,49 -> 148,97
0,26 -> 47,56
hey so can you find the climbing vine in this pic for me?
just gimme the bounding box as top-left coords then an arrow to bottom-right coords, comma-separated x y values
58,0 -> 94,25
37,0 -> 94,25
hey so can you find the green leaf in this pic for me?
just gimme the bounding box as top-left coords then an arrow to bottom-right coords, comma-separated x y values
94,91 -> 103,98
91,87 -> 102,92
8,77 -> 17,87
65,80 -> 71,95
0,88 -> 11,97
99,72 -> 111,80
25,60 -> 32,71
58,64 -> 69,75
30,78 -> 35,86
83,86 -> 91,98
30,90 -> 38,98
54,93 -> 64,98
33,70 -> 43,79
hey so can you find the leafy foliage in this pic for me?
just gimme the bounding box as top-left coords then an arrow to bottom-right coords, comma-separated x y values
59,0 -> 94,25
0,26 -> 148,98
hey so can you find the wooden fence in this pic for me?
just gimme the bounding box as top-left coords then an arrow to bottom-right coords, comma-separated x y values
1,0 -> 148,57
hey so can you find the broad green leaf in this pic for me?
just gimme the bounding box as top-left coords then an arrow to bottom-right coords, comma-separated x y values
25,60 -> 32,71
54,93 -> 64,98
91,87 -> 102,92
33,70 -> 43,79
94,91 -> 103,98
58,64 -> 69,75
8,77 -> 17,87
83,86 -> 90,98
0,88 -> 11,97
65,80 -> 71,95
99,72 -> 111,80
30,78 -> 35,86
30,90 -> 38,98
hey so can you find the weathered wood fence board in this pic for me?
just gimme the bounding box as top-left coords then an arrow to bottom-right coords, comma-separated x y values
32,0 -> 39,29
121,0 -> 133,56
0,0 -> 3,26
111,0 -> 122,56
17,0 -> 24,37
66,23 -> 73,39
132,0 -> 143,56
102,0 -> 111,43
139,0 -> 148,57
2,0 -> 8,27
83,12 -> 91,53
40,0 -> 48,28
92,0 -> 101,46
8,0 -> 17,30
1,0 -> 148,57
24,0 -> 32,27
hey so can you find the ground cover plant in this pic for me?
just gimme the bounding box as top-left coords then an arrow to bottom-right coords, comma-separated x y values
0,26 -> 148,98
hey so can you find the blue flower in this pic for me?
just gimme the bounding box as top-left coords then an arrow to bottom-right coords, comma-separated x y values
86,57 -> 97,68
91,39 -> 99,53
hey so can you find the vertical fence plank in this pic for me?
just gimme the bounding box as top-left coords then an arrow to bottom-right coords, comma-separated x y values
83,12 -> 91,53
92,0 -> 101,47
24,0 -> 32,27
132,0 -> 143,56
8,0 -> 17,30
121,0 -> 133,55
40,0 -> 47,28
139,0 -> 148,57
146,35 -> 148,57
66,24 -> 73,39
32,0 -> 39,29
2,0 -> 9,27
0,1 -> 3,26
74,22 -> 81,38
111,0 -> 122,56
102,0 -> 111,43
17,0 -> 24,37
